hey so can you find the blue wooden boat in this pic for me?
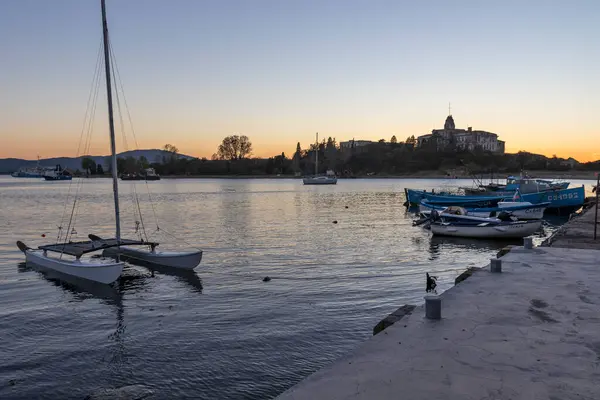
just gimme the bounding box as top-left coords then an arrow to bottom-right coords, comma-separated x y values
464,176 -> 569,196
405,186 -> 585,212
405,189 -> 504,207
520,186 -> 585,212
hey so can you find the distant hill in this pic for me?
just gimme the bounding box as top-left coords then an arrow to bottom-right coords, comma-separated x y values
0,149 -> 195,173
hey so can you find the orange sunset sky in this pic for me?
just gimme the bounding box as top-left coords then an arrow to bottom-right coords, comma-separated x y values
2,1 -> 599,162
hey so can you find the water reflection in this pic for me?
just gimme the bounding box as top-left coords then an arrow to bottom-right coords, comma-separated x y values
18,261 -> 133,375
427,236 -> 521,260
145,265 -> 204,294
4,177 -> 589,400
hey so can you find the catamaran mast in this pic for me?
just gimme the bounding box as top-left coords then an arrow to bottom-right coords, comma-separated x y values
315,132 -> 318,176
101,0 -> 121,242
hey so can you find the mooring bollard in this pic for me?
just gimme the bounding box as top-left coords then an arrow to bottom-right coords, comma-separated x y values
524,236 -> 533,250
490,258 -> 502,273
425,295 -> 441,320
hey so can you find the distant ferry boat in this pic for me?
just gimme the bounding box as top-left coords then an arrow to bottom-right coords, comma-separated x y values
11,160 -> 54,178
11,168 -> 45,178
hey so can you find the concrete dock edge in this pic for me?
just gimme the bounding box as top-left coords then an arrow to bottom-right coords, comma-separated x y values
276,205 -> 600,400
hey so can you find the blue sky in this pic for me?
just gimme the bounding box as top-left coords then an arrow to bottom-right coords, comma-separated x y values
2,0 -> 599,160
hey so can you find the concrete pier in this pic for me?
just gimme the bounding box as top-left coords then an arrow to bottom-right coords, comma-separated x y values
543,201 -> 600,250
277,205 -> 600,400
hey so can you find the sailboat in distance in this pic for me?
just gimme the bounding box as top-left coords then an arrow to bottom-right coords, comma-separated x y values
303,133 -> 337,185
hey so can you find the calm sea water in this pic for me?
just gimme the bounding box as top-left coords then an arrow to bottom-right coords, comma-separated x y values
0,177 -> 594,399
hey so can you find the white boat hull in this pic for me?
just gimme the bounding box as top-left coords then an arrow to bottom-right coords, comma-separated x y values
25,250 -> 123,284
102,246 -> 203,270
431,220 -> 543,239
303,176 -> 337,185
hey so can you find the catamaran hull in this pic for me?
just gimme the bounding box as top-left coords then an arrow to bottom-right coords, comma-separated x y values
102,247 -> 203,269
25,250 -> 123,284
431,220 -> 543,239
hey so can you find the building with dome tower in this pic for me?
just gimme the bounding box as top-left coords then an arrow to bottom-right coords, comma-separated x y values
416,114 -> 505,154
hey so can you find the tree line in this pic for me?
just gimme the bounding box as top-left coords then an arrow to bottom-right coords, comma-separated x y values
76,135 -> 599,177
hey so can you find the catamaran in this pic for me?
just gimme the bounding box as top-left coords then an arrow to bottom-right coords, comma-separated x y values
16,0 -> 127,284
17,0 -> 202,283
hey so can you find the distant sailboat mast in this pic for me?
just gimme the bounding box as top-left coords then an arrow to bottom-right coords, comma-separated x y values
315,132 -> 318,176
101,0 -> 121,242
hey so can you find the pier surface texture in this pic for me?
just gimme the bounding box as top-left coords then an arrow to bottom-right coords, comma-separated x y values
277,206 -> 600,400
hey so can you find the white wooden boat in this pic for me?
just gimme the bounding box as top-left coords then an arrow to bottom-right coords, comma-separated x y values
92,235 -> 203,270
419,206 -> 505,224
16,0 -> 124,284
17,241 -> 123,284
303,132 -> 337,185
419,201 -> 549,220
430,220 -> 543,239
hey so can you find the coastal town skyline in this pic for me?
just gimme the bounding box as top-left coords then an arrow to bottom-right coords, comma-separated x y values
2,0 -> 599,162
3,109 -> 597,163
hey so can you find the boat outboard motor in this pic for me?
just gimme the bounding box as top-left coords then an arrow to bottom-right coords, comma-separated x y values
497,211 -> 512,221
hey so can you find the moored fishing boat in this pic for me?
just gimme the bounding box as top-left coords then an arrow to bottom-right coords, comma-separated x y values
419,200 -> 549,220
463,175 -> 570,196
120,167 -> 160,181
430,219 -> 543,239
406,189 -> 505,208
303,176 -> 338,185
405,186 -> 585,213
43,165 -> 72,181
415,206 -> 506,226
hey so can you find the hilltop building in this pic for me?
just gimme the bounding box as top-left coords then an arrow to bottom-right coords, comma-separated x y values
339,140 -> 375,151
417,114 -> 505,154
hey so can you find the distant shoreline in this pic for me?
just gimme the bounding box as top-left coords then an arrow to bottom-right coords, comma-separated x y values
160,170 -> 598,180
3,170 -> 597,180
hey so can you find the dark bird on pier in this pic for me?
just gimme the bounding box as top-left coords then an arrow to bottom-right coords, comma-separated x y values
426,273 -> 437,293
